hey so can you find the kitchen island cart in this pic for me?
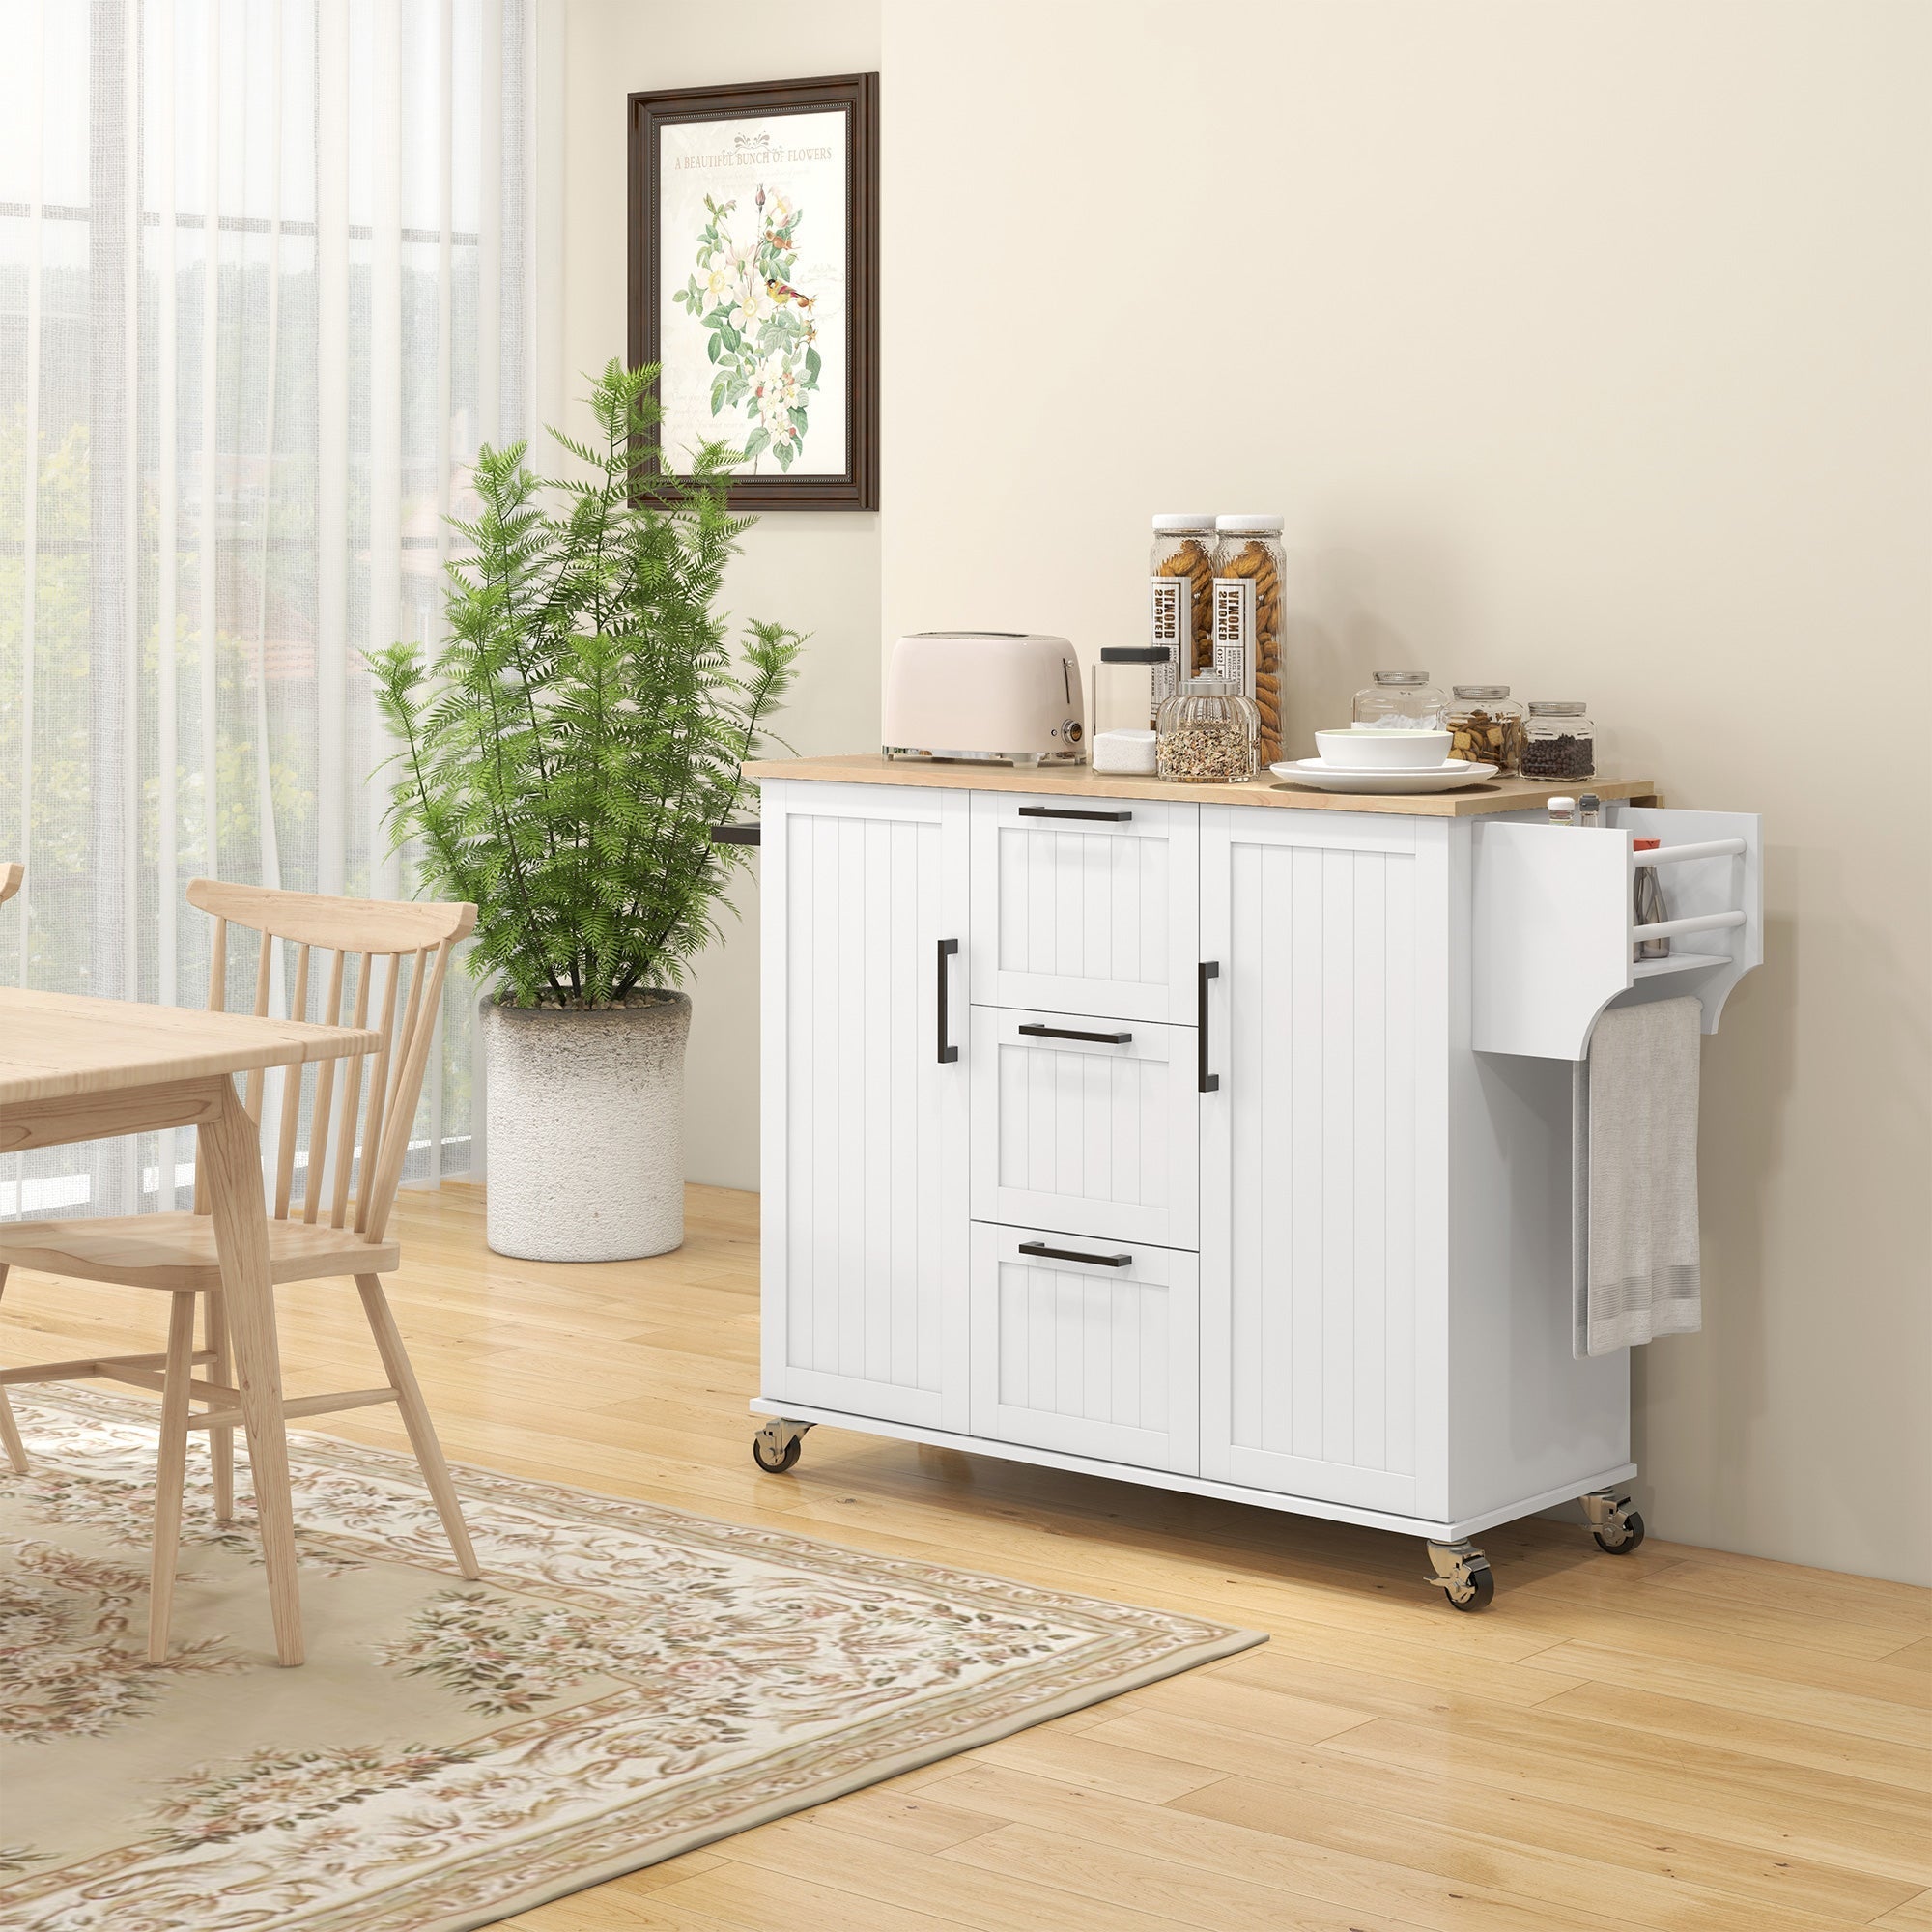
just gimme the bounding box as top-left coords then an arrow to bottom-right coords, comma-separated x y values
746,757 -> 1761,1605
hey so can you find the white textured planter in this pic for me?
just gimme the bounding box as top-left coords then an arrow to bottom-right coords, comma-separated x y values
481,992 -> 692,1262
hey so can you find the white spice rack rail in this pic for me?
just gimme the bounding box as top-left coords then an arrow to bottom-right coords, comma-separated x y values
1471,804 -> 1762,1060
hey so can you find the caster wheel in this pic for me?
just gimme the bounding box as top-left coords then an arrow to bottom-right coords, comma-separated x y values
1594,1509 -> 1645,1554
1446,1566 -> 1495,1612
752,1434 -> 803,1475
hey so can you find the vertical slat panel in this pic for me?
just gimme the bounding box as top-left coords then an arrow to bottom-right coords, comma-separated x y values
807,814 -> 838,1373
889,820 -> 919,1391
784,814 -> 814,1373
1352,856 -> 1389,1470
272,943 -> 312,1219
1384,853 -> 1418,1478
914,815 -> 942,1392
862,817 -> 892,1384
303,948 -> 346,1221
328,952 -> 373,1229
1321,849 -> 1356,1465
998,827 -> 1026,973
1025,829 -> 1054,976
835,817 -> 866,1378
1289,845 -> 1324,1461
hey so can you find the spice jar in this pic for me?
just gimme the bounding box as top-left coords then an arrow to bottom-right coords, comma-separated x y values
1149,514 -> 1216,705
1521,700 -> 1596,780
1155,674 -> 1261,783
1352,670 -> 1447,730
1446,685 -> 1524,775
1212,515 -> 1285,767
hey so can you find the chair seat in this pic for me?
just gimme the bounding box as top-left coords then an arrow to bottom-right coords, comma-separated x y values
0,1212 -> 400,1293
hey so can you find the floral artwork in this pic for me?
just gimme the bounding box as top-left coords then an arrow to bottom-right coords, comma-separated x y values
639,83 -> 877,506
0,1385 -> 1257,1931
671,186 -> 823,473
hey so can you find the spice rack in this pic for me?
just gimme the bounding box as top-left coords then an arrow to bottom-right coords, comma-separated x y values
1470,803 -> 1762,1060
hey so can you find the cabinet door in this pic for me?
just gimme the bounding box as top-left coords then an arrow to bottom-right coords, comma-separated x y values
970,1222 -> 1199,1473
970,792 -> 1198,1023
1198,808 -> 1447,1515
971,1009 -> 1197,1249
760,781 -> 970,1430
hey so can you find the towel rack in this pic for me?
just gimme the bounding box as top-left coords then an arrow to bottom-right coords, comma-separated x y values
1632,838 -> 1746,868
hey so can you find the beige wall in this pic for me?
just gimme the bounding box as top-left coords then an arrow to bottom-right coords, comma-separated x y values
878,2 -> 1931,1583
558,1 -> 1931,1581
557,0 -> 882,1191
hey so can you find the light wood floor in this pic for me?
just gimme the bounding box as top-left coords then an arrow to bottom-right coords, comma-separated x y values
4,1182 -> 1927,1931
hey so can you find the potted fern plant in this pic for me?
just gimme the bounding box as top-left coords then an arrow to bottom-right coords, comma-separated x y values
374,360 -> 799,1262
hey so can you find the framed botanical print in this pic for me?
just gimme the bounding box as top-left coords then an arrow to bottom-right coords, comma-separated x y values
629,72 -> 879,511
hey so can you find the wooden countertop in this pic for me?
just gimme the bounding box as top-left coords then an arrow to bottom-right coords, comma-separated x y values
744,754 -> 1660,818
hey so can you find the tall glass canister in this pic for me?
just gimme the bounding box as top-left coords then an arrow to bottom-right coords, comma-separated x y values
1149,514 -> 1217,710
1212,514 -> 1285,767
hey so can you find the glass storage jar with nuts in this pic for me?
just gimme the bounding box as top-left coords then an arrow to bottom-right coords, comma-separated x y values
1447,685 -> 1524,774
1521,699 -> 1597,780
1149,514 -> 1217,705
1155,674 -> 1261,783
1352,669 -> 1448,730
1212,514 -> 1285,768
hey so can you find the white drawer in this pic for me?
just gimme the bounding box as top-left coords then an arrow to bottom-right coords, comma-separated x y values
971,1008 -> 1197,1249
970,792 -> 1199,1023
969,1222 -> 1199,1474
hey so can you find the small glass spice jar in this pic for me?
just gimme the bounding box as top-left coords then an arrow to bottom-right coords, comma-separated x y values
1352,669 -> 1447,730
1446,684 -> 1525,775
1149,514 -> 1217,696
1520,700 -> 1596,781
1155,674 -> 1261,783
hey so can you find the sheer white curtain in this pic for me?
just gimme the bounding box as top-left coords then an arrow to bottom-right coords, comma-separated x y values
0,0 -> 541,1218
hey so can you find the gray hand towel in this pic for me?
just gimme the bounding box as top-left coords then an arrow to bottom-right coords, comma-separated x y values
1573,996 -> 1702,1358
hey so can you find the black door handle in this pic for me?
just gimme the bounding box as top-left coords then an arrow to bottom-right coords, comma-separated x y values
1016,1023 -> 1133,1045
1017,1240 -> 1132,1268
936,938 -> 959,1064
1016,805 -> 1133,823
1198,960 -> 1220,1093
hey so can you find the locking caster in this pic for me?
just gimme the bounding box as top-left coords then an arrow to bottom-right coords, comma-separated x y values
752,1417 -> 812,1475
1424,1538 -> 1495,1611
1580,1488 -> 1645,1554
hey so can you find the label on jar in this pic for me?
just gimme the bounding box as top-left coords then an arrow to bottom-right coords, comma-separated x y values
1148,577 -> 1188,708
1210,577 -> 1255,694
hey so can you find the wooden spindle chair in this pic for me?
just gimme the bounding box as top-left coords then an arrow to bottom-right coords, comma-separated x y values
0,879 -> 482,1659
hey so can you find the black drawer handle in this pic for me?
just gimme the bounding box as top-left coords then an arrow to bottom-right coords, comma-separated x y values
1017,1240 -> 1132,1268
1017,805 -> 1133,823
1198,960 -> 1220,1093
1017,1023 -> 1133,1045
708,821 -> 761,847
936,938 -> 959,1064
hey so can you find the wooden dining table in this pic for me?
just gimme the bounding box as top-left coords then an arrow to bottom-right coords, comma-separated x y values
0,988 -> 383,1665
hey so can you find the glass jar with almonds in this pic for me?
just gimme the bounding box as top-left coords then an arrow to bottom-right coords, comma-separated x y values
1149,514 -> 1216,707
1213,514 -> 1285,767
1446,684 -> 1524,775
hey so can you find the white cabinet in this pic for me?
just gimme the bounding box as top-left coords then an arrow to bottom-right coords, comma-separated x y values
969,791 -> 1198,1022
970,1222 -> 1198,1474
971,1008 -> 1197,1248
755,772 -> 1758,1587
1198,809 -> 1446,1518
758,782 -> 970,1430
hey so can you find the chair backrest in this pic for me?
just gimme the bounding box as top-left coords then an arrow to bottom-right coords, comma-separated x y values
186,880 -> 477,1245
0,862 -> 20,906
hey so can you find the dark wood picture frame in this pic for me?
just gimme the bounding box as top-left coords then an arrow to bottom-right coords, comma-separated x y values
629,72 -> 879,511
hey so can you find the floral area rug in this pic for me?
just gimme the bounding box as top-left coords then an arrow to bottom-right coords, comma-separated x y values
0,1386 -> 1260,1931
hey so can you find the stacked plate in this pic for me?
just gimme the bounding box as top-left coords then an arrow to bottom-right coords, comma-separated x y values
1272,728 -> 1497,795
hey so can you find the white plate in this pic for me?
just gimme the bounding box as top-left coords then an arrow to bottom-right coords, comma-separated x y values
1270,758 -> 1498,795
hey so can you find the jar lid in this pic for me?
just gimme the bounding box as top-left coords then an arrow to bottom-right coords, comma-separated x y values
1151,512 -> 1215,533
1527,699 -> 1587,715
1183,674 -> 1239,696
1373,670 -> 1430,686
1215,514 -> 1283,535
1452,684 -> 1510,698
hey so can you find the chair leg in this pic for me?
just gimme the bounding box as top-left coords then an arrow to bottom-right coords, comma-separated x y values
205,1291 -> 236,1522
149,1292 -> 199,1662
0,1264 -> 27,1475
354,1275 -> 480,1579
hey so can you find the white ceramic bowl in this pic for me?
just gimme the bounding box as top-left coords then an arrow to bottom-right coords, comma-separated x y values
1314,726 -> 1452,771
